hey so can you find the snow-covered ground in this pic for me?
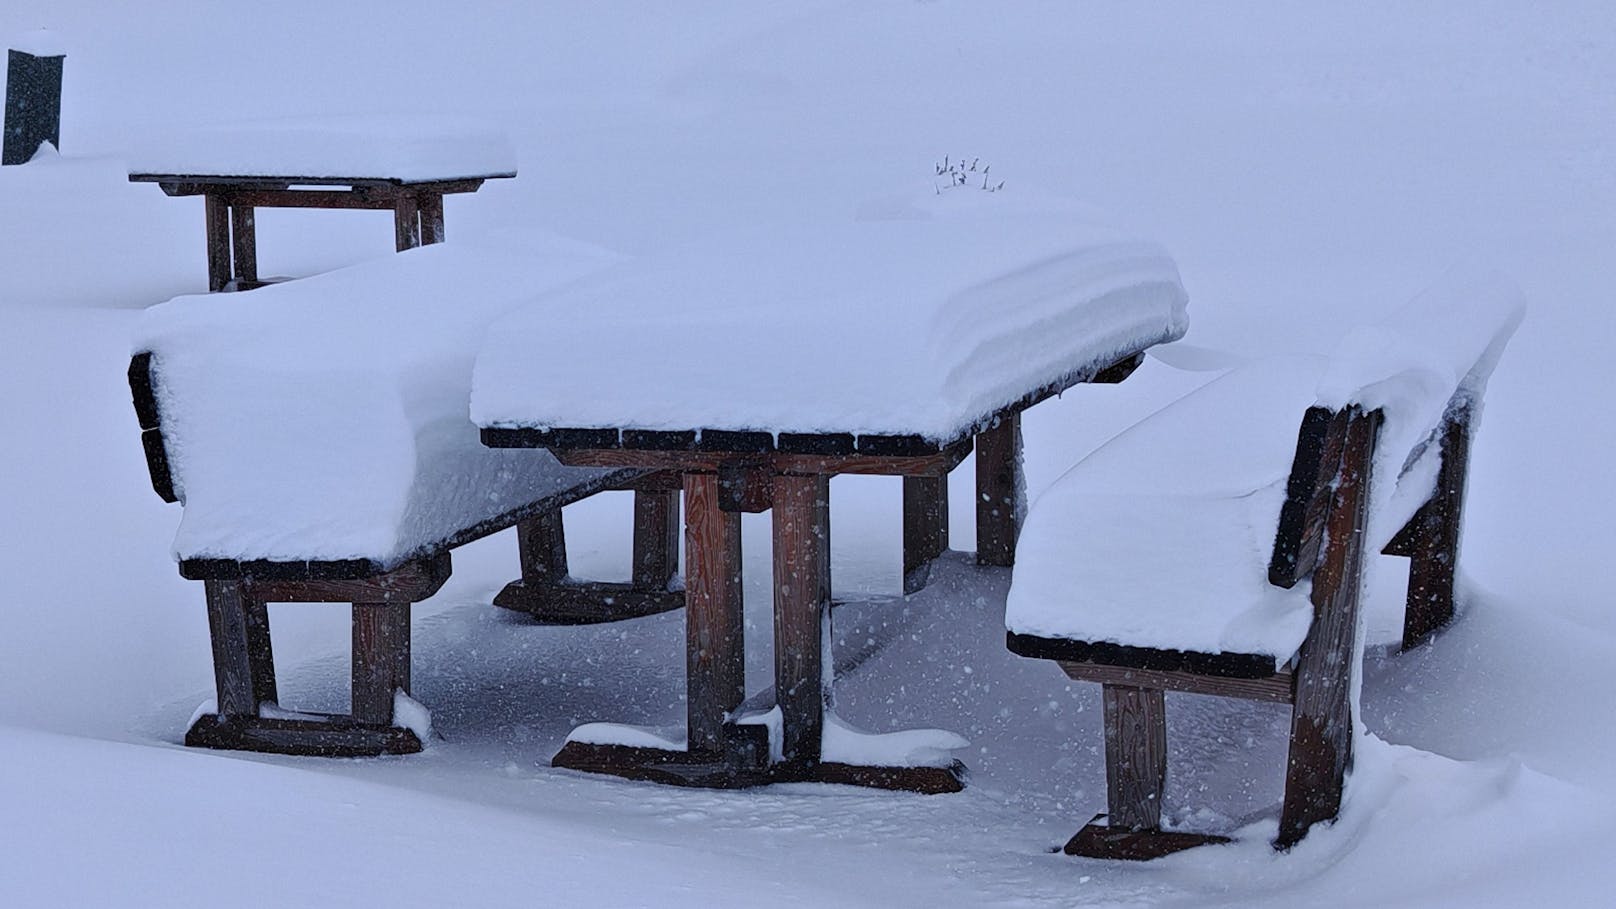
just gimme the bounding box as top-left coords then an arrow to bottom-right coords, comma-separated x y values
3,3 -> 1614,906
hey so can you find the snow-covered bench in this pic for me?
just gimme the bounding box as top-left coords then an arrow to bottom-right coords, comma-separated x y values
1005,273 -> 1524,858
129,233 -> 684,757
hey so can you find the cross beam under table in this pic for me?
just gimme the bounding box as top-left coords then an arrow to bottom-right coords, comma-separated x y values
128,173 -> 504,292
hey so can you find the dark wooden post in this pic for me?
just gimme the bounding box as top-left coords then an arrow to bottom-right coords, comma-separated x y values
516,510 -> 568,586
419,192 -> 446,245
773,473 -> 831,769
3,48 -> 64,165
204,194 -> 232,292
351,602 -> 411,725
229,204 -> 257,287
631,487 -> 680,591
1102,684 -> 1168,831
394,194 -> 421,251
1278,408 -> 1380,850
902,474 -> 949,594
1400,414 -> 1470,649
203,580 -> 277,716
975,409 -> 1022,567
683,473 -> 745,757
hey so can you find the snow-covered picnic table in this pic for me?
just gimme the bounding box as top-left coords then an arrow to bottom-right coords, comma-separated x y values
127,116 -> 516,291
472,196 -> 1190,790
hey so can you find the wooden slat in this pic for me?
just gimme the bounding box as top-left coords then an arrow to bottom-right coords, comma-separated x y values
229,204 -> 257,285
203,580 -> 275,716
772,474 -> 831,768
1007,631 -> 1280,680
204,193 -> 231,292
902,474 -> 949,594
1064,822 -> 1230,860
975,410 -> 1022,567
631,488 -> 680,590
493,579 -> 684,624
545,443 -> 972,479
1277,407 -> 1380,850
1060,660 -> 1294,705
220,189 -> 400,210
185,713 -> 421,757
250,554 -> 451,604
683,474 -> 746,758
134,174 -> 501,193
351,602 -> 411,725
1102,684 -> 1168,831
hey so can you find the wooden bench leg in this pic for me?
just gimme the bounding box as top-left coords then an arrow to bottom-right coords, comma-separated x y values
773,473 -> 830,770
419,192 -> 445,245
229,203 -> 257,287
975,410 -> 1022,567
632,487 -> 680,592
1102,684 -> 1167,832
204,194 -> 232,292
1277,409 -> 1378,850
684,473 -> 746,759
902,474 -> 949,594
394,194 -> 421,251
517,510 -> 569,585
351,602 -> 411,726
202,579 -> 277,716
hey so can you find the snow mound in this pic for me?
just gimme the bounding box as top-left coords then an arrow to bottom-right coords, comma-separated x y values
133,232 -> 623,567
472,198 -> 1188,442
124,114 -> 517,183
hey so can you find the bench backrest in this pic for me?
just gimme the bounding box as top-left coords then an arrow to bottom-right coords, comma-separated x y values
1267,271 -> 1524,590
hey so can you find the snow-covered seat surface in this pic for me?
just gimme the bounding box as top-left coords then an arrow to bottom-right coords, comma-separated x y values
471,194 -> 1190,444
1005,270 -> 1525,669
133,232 -> 623,569
125,114 -> 517,183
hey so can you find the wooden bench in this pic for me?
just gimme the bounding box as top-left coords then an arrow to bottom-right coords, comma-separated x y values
1005,276 -> 1523,858
128,235 -> 685,757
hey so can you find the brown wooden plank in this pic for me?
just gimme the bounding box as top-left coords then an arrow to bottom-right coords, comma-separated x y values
1277,407 -> 1380,850
419,192 -> 445,244
516,510 -> 569,586
548,445 -> 971,479
250,554 -> 451,604
229,204 -> 257,285
185,713 -> 422,757
1270,408 -> 1348,588
1398,413 -> 1471,650
493,579 -> 684,624
1102,684 -> 1168,831
351,602 -> 411,725
773,473 -> 831,768
683,473 -> 746,758
219,189 -> 401,210
394,194 -> 421,251
1059,661 -> 1294,705
902,474 -> 950,594
204,193 -> 231,292
1063,821 -> 1230,860
631,488 -> 680,590
717,462 -> 773,512
552,726 -> 771,788
975,410 -> 1022,567
785,760 -> 966,794
203,580 -> 275,716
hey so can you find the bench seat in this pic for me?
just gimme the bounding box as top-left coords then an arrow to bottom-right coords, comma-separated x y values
131,232 -> 685,757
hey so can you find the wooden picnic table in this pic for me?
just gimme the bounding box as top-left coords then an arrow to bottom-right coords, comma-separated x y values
126,115 -> 517,291
129,172 -> 513,291
481,353 -> 1150,792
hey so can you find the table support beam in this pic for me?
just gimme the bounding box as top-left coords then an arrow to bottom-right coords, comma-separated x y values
204,194 -> 231,292
975,410 -> 1022,567
903,474 -> 949,594
419,192 -> 445,245
229,204 -> 257,286
684,473 -> 746,758
773,473 -> 831,769
394,194 -> 421,251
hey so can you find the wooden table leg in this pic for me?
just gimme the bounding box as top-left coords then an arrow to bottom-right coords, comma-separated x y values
202,579 -> 277,716
230,203 -> 257,287
773,473 -> 831,770
204,193 -> 232,292
352,602 -> 411,726
394,194 -> 421,251
902,474 -> 949,594
419,192 -> 445,245
632,487 -> 680,591
975,410 -> 1022,567
684,473 -> 745,758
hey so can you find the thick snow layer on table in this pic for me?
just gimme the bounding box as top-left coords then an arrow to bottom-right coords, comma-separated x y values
133,232 -> 620,566
472,194 -> 1188,442
124,114 -> 517,183
1007,356 -> 1327,663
